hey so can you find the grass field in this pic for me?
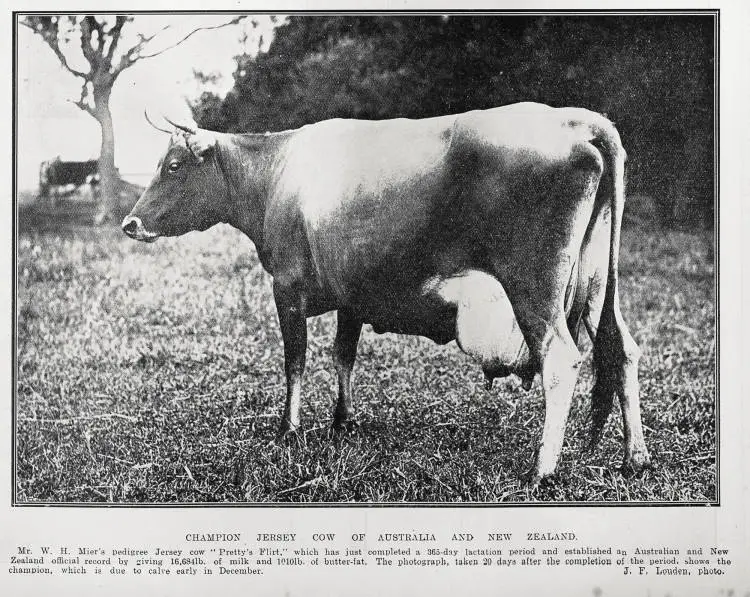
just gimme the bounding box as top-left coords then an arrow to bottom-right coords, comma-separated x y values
15,202 -> 716,503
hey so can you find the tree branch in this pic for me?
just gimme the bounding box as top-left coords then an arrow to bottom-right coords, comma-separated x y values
68,81 -> 95,115
80,17 -> 99,69
68,98 -> 95,116
93,18 -> 106,53
137,16 -> 245,60
111,24 -> 171,77
21,17 -> 89,79
104,16 -> 129,66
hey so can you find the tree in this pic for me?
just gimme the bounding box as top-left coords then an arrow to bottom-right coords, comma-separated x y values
22,15 -> 245,223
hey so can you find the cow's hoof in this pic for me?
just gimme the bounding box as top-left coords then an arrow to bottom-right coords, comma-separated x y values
483,375 -> 494,391
522,456 -> 558,490
524,472 -> 558,491
584,432 -> 604,456
275,424 -> 302,447
622,450 -> 653,477
330,418 -> 359,436
522,461 -> 551,490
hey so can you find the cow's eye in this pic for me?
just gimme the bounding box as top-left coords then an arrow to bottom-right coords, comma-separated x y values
167,161 -> 181,173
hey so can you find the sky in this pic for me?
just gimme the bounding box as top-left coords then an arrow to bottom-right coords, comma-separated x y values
17,15 -> 277,189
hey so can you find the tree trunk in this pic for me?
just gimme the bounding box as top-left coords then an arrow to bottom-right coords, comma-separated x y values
92,88 -> 122,224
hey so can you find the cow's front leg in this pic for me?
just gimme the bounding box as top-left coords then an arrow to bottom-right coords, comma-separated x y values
273,281 -> 308,437
332,309 -> 362,431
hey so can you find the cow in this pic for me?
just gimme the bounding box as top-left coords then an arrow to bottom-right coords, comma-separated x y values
122,103 -> 651,484
39,157 -> 99,199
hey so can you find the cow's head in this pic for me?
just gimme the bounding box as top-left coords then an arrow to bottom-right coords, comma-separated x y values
122,117 -> 229,242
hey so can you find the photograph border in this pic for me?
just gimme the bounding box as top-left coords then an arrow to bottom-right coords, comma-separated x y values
11,7 -> 720,509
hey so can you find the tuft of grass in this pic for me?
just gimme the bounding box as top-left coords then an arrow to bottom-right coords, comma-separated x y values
15,213 -> 715,503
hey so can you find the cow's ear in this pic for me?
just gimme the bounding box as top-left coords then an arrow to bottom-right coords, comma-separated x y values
187,130 -> 217,162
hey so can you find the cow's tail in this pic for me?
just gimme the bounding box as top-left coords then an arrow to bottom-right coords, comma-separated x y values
588,121 -> 629,450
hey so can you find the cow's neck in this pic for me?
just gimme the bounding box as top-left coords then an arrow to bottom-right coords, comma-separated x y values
215,132 -> 290,261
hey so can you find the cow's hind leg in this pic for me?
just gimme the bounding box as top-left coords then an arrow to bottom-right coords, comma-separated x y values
332,309 -> 362,431
533,324 -> 583,483
273,280 -> 308,437
587,306 -> 651,473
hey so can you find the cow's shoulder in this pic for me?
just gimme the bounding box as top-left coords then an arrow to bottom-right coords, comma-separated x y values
273,114 -> 457,208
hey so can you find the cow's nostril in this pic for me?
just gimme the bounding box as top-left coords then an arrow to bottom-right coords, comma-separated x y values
122,217 -> 139,236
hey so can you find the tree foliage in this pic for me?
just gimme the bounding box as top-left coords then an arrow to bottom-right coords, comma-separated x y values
193,15 -> 714,228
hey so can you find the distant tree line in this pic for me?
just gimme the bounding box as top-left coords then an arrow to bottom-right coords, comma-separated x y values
192,16 -> 714,229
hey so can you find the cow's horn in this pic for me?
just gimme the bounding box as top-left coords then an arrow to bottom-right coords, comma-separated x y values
144,110 -> 172,134
164,115 -> 197,135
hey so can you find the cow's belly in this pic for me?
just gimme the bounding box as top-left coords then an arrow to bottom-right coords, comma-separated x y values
354,269 -> 533,377
353,283 -> 458,344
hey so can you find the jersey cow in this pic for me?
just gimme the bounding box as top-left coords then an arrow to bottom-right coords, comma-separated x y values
123,103 -> 651,483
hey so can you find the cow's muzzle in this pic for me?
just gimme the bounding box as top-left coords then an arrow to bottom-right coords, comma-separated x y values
121,215 -> 159,243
